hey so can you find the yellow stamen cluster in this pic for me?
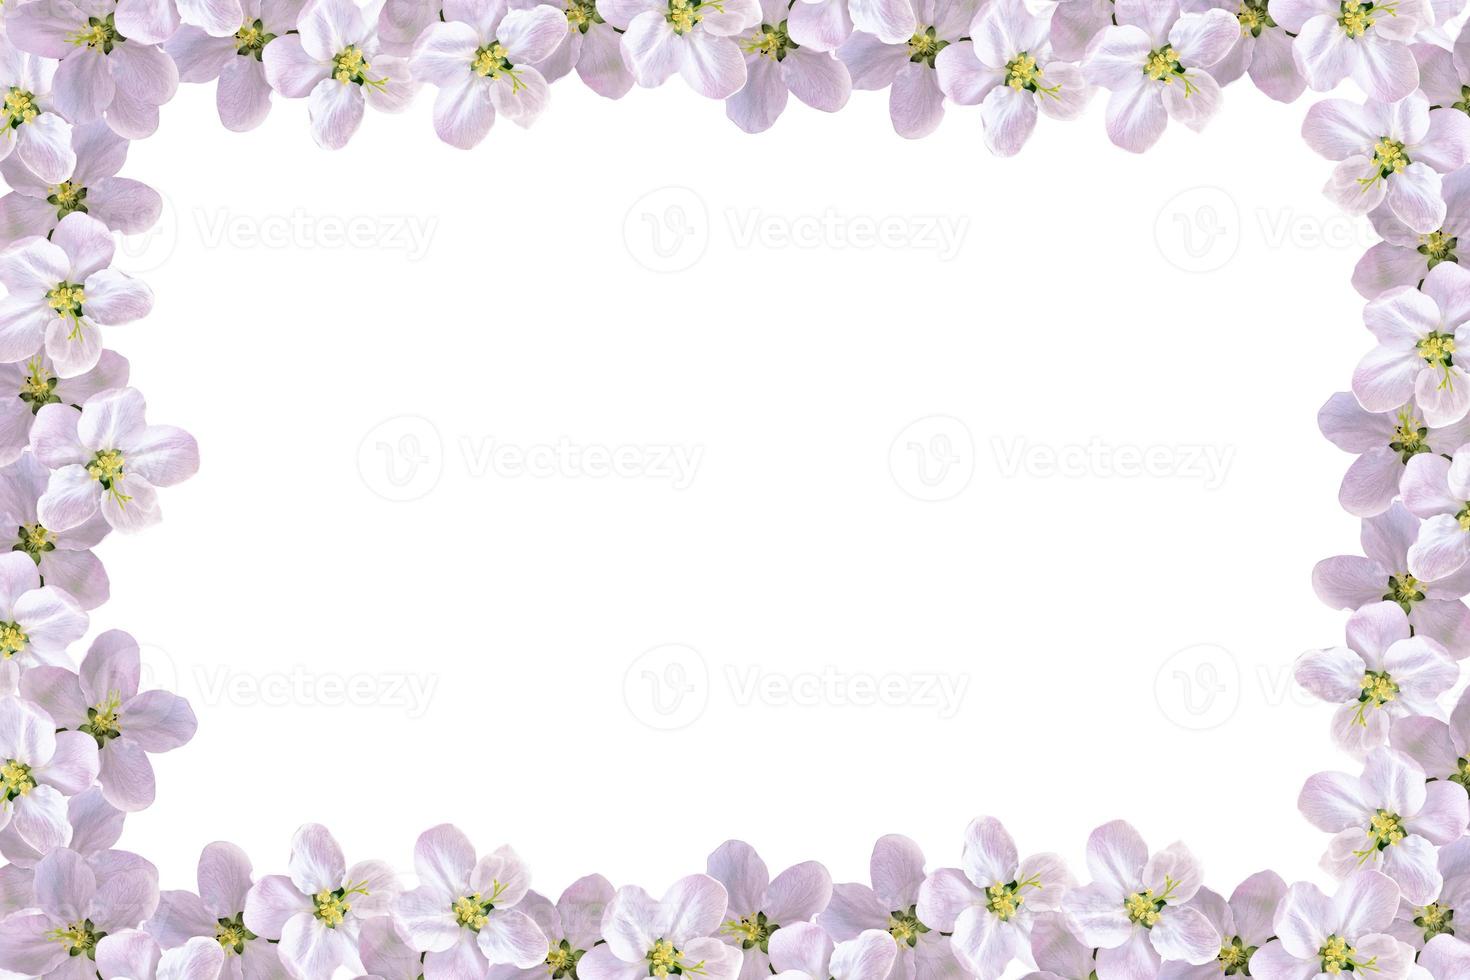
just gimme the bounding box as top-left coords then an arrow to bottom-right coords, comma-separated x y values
46,920 -> 102,956
332,46 -> 387,89
1339,0 -> 1397,39
67,14 -> 120,52
743,22 -> 792,62
1144,46 -> 1181,82
1124,890 -> 1163,927
215,916 -> 255,955
1237,0 -> 1272,34
1358,669 -> 1399,713
46,282 -> 85,339
1423,230 -> 1457,264
48,180 -> 87,218
1005,53 -> 1040,90
1217,936 -> 1256,976
1353,809 -> 1406,863
1372,137 -> 1409,175
1318,934 -> 1377,974
666,0 -> 707,35
886,907 -> 928,947
453,894 -> 490,930
1415,902 -> 1455,941
907,30 -> 939,61
313,889 -> 352,927
3,87 -> 38,128
0,621 -> 26,659
1,758 -> 35,798
647,938 -> 705,978
87,448 -> 125,486
1419,331 -> 1455,368
565,0 -> 600,31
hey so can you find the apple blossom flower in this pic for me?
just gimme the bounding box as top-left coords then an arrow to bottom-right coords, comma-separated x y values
242,824 -> 401,980
0,349 -> 128,473
1353,261 -> 1470,427
599,0 -> 762,99
836,0 -> 974,139
0,42 -> 76,184
767,923 -> 895,980
1313,503 -> 1470,657
1081,0 -> 1237,153
30,386 -> 199,534
1271,0 -> 1425,102
1250,872 -> 1413,980
1302,94 -> 1470,234
1294,600 -> 1458,754
0,785 -> 123,869
95,930 -> 226,980
1179,0 -> 1303,103
167,0 -> 307,132
577,875 -> 743,980
21,629 -> 196,811
0,213 -> 152,380
0,695 -> 98,853
0,121 -> 162,248
148,842 -> 285,980
932,0 -> 1089,156
261,0 -> 416,150
528,0 -> 635,98
705,840 -> 832,980
1354,167 -> 1470,299
915,817 -> 1072,980
7,0 -> 180,139
1383,836 -> 1470,949
0,845 -> 159,979
1318,391 -> 1470,518
409,0 -> 566,148
393,824 -> 548,978
0,546 -> 87,671
1019,910 -> 1095,979
0,451 -> 113,611
1394,686 -> 1470,795
489,874 -> 614,980
724,0 -> 852,134
818,835 -> 962,980
1299,747 -> 1469,904
1156,871 -> 1285,980
1060,820 -> 1220,979
1403,446 -> 1470,581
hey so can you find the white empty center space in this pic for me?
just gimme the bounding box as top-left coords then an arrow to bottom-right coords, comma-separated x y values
110,80 -> 1361,891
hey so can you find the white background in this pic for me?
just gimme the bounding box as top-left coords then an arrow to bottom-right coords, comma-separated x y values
94,70 -> 1373,907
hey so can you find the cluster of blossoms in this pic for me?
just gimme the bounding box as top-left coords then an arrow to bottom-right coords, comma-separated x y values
18,2 -> 1470,980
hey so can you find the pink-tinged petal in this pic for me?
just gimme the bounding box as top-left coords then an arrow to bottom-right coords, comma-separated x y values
80,269 -> 152,326
725,55 -> 788,134
89,177 -> 165,234
1082,24 -> 1151,90
765,861 -> 832,925
244,876 -> 312,940
121,690 -> 196,752
97,929 -> 162,980
53,47 -> 116,124
574,24 -> 634,98
846,0 -> 914,45
307,77 -> 365,150
217,57 -> 273,131
914,869 -> 978,933
980,85 -> 1038,156
263,35 -> 326,97
1408,780 -> 1469,843
1350,35 -> 1418,103
0,236 -> 68,294
1338,448 -> 1402,517
1084,820 -> 1146,891
1387,163 -> 1448,236
1380,835 -> 1443,906
678,31 -> 746,99
17,113 -> 76,186
1298,770 -> 1368,832
1410,513 -> 1470,582
37,846 -> 97,921
477,907 -> 547,968
38,730 -> 99,794
933,42 -> 997,106
1103,81 -> 1166,153
431,75 -> 496,149
659,874 -> 728,944
1150,904 -> 1219,964
289,824 -> 347,895
577,944 -> 648,980
200,841 -> 256,918
781,48 -> 848,112
1294,645 -> 1364,703
1301,97 -> 1377,157
279,911 -> 352,980
106,40 -> 180,103
37,464 -> 100,533
786,0 -> 850,53
706,840 -> 769,919
622,12 -> 681,86
888,61 -> 942,139
98,735 -> 156,810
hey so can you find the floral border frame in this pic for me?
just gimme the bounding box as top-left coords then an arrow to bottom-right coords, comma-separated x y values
4,1 -> 1470,980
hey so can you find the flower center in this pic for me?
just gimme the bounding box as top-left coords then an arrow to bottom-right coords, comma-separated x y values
1124,890 -> 1165,927
14,523 -> 55,565
1371,138 -> 1409,176
743,21 -> 794,61
19,358 -> 59,415
1418,330 -> 1455,369
215,915 -> 255,955
546,940 -> 583,979
1359,669 -> 1398,708
0,621 -> 28,659
452,893 -> 491,930
1357,809 -> 1406,858
1422,230 -> 1459,268
1216,936 -> 1256,976
3,88 -> 38,129
1144,46 -> 1182,82
1339,1 -> 1394,39
235,19 -> 275,59
88,448 -> 125,488
1237,0 -> 1273,35
1383,572 -> 1424,612
1389,408 -> 1429,463
313,888 -> 353,927
1416,902 -> 1455,941
48,180 -> 89,219
67,15 -> 122,52
722,910 -> 774,951
1318,934 -> 1376,973
472,42 -> 525,90
1004,53 -> 1042,91
666,0 -> 718,34
80,695 -> 122,746
886,906 -> 929,947
46,919 -> 105,957
332,46 -> 385,89
1,758 -> 35,799
906,28 -> 945,68
984,873 -> 1043,922
565,0 -> 602,32
46,282 -> 86,339
646,938 -> 704,977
